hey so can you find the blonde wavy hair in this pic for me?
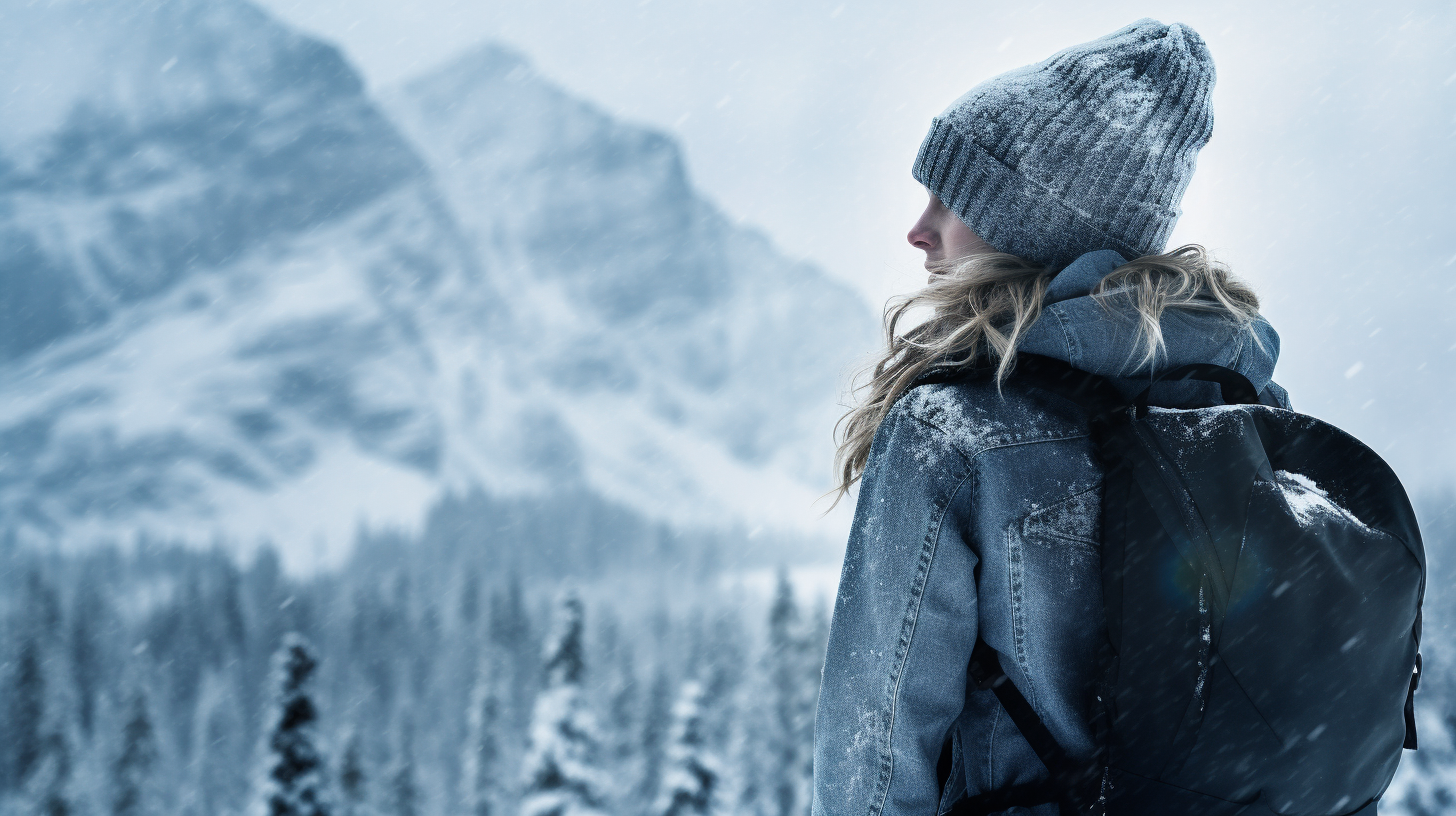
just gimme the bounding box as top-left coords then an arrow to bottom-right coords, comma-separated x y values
831,244 -> 1261,504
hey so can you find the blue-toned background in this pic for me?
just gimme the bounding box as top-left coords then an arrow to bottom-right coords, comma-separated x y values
0,1 -> 1452,814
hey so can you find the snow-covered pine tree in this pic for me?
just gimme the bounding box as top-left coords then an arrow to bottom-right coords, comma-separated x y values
387,720 -> 418,816
111,688 -> 158,816
637,668 -> 674,806
5,731 -> 72,816
338,731 -> 369,816
254,634 -> 330,816
726,696 -> 764,816
460,572 -> 482,629
462,658 -> 504,816
490,574 -> 535,736
519,592 -> 609,816
652,681 -> 723,816
192,671 -> 250,816
2,634 -> 45,796
764,570 -> 817,816
604,640 -> 641,798
699,611 -> 749,752
2,570 -> 72,814
69,578 -> 108,738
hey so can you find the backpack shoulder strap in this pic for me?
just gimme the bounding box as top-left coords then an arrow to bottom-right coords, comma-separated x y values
965,638 -> 1103,815
1011,354 -> 1126,418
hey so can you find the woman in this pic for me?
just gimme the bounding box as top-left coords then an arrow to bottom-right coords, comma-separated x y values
812,20 -> 1289,816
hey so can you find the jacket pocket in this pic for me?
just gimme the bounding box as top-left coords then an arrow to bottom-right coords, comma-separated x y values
1020,486 -> 1101,548
1006,486 -> 1103,703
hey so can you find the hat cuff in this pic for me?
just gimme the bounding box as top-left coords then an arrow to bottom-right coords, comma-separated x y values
912,118 -> 1173,269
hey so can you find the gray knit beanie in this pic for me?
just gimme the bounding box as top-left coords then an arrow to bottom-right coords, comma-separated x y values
912,19 -> 1215,269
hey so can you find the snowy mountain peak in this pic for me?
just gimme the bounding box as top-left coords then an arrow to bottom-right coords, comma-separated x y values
388,45 -> 873,467
0,2 -> 875,573
0,0 -> 427,361
0,0 -> 359,154
394,43 -> 724,320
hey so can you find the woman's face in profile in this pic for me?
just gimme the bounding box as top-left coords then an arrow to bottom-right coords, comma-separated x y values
907,189 -> 995,277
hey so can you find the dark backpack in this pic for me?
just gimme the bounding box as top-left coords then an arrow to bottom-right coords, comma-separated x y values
946,355 -> 1425,816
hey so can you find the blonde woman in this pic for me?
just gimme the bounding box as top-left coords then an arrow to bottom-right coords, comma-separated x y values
813,20 -> 1290,816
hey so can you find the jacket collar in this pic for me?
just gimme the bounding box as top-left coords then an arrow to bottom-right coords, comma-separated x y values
1018,250 -> 1283,403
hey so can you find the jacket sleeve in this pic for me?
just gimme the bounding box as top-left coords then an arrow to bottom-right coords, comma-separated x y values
812,400 -> 981,816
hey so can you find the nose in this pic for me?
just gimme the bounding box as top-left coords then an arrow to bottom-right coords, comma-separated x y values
907,214 -> 938,253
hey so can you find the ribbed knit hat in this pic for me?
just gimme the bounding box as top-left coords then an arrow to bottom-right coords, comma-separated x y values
912,19 -> 1215,269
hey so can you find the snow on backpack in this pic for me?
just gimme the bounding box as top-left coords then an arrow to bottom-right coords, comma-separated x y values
945,354 -> 1425,816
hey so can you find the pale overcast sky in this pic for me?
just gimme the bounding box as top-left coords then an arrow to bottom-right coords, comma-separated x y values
256,0 -> 1456,489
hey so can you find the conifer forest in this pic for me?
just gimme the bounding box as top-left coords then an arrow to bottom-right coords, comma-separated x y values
0,521 -> 829,816
3,499 -> 1455,816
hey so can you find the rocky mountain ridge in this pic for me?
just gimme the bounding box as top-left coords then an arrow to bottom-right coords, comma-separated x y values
0,0 -> 876,572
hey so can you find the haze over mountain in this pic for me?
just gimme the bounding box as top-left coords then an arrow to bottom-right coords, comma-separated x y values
0,0 -> 876,572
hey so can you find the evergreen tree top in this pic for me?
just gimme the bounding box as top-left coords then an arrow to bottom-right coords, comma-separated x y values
769,569 -> 799,637
653,680 -> 722,816
257,633 -> 329,816
669,681 -> 707,749
543,593 -> 586,688
273,633 -> 319,697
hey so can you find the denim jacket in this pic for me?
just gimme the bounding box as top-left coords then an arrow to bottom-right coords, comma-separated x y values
812,251 -> 1290,816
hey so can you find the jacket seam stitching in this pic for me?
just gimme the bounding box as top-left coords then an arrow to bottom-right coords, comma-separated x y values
1005,524 -> 1036,711
1026,529 -> 1099,548
1006,486 -> 1101,714
1050,305 -> 1079,366
1022,485 -> 1102,547
871,465 -> 975,816
905,411 -> 1089,462
987,697 -> 1001,787
902,413 -> 977,466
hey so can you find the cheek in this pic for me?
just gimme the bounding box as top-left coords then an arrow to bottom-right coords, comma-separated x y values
943,215 -> 981,250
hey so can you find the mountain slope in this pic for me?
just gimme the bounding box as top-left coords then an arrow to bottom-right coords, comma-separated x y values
0,1 -> 876,572
0,0 -> 431,360
384,44 -> 874,483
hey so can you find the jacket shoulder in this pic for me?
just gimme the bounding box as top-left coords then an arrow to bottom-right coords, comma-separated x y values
894,376 -> 1089,459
